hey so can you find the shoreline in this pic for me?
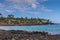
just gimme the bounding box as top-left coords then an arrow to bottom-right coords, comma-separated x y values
0,23 -> 54,26
0,30 -> 60,40
0,29 -> 60,35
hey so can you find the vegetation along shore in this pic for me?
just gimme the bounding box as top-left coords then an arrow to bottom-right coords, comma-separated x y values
0,13 -> 53,26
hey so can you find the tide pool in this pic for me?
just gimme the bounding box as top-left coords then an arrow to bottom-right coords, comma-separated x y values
0,25 -> 60,34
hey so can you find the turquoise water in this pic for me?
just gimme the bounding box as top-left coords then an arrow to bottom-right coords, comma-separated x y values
0,25 -> 60,34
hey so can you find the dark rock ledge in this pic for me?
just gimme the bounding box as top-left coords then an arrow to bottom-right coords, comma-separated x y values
0,30 -> 59,40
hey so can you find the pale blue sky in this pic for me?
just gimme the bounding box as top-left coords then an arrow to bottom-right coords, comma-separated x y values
0,0 -> 60,23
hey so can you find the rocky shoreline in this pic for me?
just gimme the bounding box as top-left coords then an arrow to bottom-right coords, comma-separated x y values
0,30 -> 60,40
0,23 -> 54,26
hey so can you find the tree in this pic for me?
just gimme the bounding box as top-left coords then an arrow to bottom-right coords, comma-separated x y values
25,17 -> 28,20
7,14 -> 14,18
0,13 -> 3,18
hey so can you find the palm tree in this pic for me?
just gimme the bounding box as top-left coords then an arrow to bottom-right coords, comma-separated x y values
0,13 -> 3,18
7,14 -> 14,18
25,17 -> 28,20
7,14 -> 14,24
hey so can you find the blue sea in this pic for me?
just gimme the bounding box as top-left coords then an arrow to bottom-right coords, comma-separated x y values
0,25 -> 60,34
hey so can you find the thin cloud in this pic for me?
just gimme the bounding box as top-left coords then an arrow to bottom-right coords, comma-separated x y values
5,9 -> 15,14
41,5 -> 53,12
32,4 -> 37,8
0,3 -> 4,8
5,10 -> 11,12
33,11 -> 40,14
5,0 -> 38,8
4,0 -> 52,14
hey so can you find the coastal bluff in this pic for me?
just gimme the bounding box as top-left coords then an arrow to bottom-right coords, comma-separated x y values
0,13 -> 53,26
0,30 -> 60,40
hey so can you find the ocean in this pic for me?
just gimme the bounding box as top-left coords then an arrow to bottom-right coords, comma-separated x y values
0,25 -> 60,34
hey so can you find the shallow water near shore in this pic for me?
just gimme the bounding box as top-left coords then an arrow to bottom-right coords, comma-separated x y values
0,25 -> 60,35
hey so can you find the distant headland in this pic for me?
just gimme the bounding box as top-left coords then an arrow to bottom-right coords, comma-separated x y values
0,13 -> 53,26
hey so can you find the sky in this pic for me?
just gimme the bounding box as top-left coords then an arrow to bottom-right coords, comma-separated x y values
0,0 -> 60,23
